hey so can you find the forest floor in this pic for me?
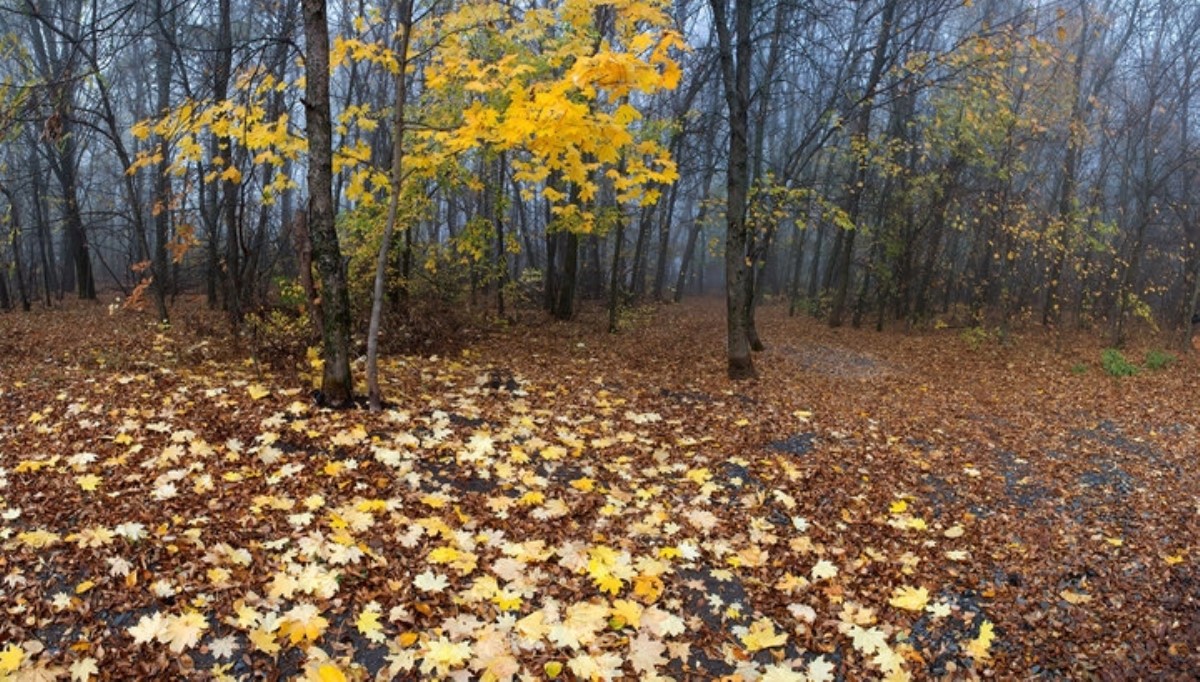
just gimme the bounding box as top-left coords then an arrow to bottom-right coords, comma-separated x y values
1,297 -> 1198,681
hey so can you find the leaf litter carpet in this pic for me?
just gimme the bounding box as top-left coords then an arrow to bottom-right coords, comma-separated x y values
1,300 -> 1197,680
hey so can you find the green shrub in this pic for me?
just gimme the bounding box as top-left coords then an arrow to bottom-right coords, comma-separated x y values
959,326 -> 992,350
245,308 -> 312,368
1100,348 -> 1138,377
1144,349 -> 1176,371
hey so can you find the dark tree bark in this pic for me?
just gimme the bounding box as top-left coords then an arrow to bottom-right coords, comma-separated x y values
149,0 -> 173,322
0,184 -> 31,312
494,152 -> 509,318
673,168 -> 713,303
608,204 -> 626,333
303,0 -> 354,406
710,0 -> 756,379
27,143 -> 56,306
553,230 -> 579,320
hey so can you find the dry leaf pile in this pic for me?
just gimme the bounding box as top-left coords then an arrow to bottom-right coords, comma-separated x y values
1,299 -> 1197,680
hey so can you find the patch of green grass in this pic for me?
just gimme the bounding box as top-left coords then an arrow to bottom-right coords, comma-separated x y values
1100,348 -> 1138,377
1070,362 -> 1088,375
1144,349 -> 1176,371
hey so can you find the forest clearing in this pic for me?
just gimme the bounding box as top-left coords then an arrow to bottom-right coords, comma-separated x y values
4,0 -> 1200,678
1,298 -> 1197,680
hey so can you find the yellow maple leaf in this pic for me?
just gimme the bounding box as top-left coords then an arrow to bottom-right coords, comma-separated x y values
162,611 -> 208,653
130,119 -> 152,141
248,627 -> 281,655
280,603 -> 328,644
590,573 -> 619,595
964,620 -> 995,661
610,599 -> 643,629
516,610 -> 549,641
428,546 -> 461,564
18,529 -> 61,549
220,165 -> 243,184
0,644 -> 24,674
355,604 -> 386,644
741,617 -> 787,652
492,588 -> 522,612
569,477 -> 596,492
311,662 -> 347,682
419,636 -> 471,676
888,585 -> 930,611
633,574 -> 665,603
76,474 -> 102,492
247,384 -> 270,400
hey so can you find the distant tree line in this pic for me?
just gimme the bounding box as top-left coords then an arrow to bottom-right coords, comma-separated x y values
0,0 -> 1197,386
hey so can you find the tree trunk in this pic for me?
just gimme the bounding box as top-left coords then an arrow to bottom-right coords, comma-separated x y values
303,0 -> 354,406
710,0 -> 756,379
829,0 -> 896,328
150,0 -> 174,322
494,152 -> 508,318
1,185 -> 30,312
553,231 -> 578,320
787,223 -> 807,316
629,204 -> 654,298
367,0 -> 412,411
28,145 -> 55,306
608,206 -> 626,333
651,176 -> 678,301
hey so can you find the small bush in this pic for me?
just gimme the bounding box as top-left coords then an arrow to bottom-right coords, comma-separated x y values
245,307 -> 313,368
959,326 -> 992,350
1144,349 -> 1176,371
1100,348 -> 1138,377
1070,362 -> 1088,375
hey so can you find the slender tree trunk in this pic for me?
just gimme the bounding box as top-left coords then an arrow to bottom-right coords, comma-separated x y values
1,185 -> 30,311
543,209 -> 558,312
29,146 -> 55,306
0,264 -> 9,311
674,163 -> 715,303
367,0 -> 412,411
150,0 -> 174,322
651,176 -> 678,301
711,0 -> 756,379
48,135 -> 95,300
494,152 -> 508,317
629,204 -> 654,298
292,211 -> 323,339
807,222 -> 825,303
787,223 -> 806,316
608,206 -> 626,333
829,0 -> 896,328
303,0 -> 354,406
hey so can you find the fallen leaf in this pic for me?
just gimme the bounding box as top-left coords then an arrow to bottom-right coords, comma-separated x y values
888,585 -> 930,611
